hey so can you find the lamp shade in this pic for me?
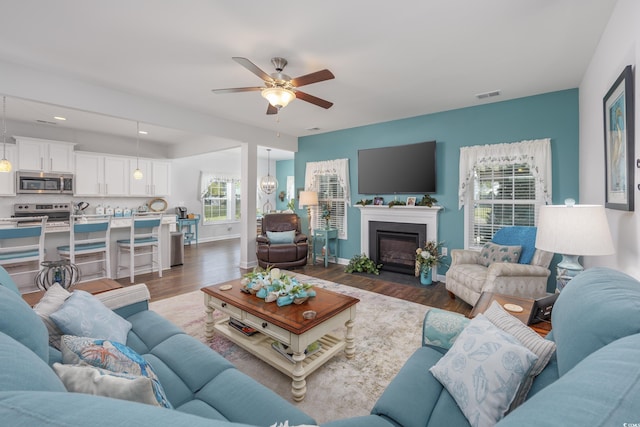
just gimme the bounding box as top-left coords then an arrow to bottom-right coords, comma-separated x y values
299,191 -> 318,208
535,204 -> 614,256
261,87 -> 295,109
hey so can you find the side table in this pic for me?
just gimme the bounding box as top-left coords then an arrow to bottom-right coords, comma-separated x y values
312,228 -> 338,267
177,214 -> 200,245
469,292 -> 552,337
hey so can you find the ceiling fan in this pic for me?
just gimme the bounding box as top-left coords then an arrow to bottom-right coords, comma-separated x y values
212,57 -> 335,115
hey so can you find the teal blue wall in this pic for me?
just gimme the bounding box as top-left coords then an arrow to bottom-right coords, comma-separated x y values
296,89 -> 579,282
275,159 -> 294,211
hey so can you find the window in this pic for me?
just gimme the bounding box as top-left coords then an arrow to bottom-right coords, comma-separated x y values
305,159 -> 351,239
470,164 -> 537,248
458,139 -> 552,249
311,174 -> 346,234
200,173 -> 241,223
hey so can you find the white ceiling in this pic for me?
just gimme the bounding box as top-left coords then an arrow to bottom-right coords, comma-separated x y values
0,0 -> 617,159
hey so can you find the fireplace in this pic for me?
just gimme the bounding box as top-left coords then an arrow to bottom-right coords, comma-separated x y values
357,205 -> 441,278
369,221 -> 426,275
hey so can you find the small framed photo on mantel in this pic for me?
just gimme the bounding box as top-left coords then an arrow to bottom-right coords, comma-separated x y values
406,197 -> 416,206
603,64 -> 634,211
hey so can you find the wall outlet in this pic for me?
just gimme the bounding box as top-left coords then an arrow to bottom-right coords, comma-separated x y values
441,247 -> 448,257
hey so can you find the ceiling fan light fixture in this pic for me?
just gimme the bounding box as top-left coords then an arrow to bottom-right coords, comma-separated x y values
261,87 -> 295,109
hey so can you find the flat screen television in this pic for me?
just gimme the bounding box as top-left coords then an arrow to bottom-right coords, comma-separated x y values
358,140 -> 436,194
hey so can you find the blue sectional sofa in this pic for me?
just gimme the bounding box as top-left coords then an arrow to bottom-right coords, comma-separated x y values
324,267 -> 640,427
0,268 -> 315,427
2,266 -> 639,426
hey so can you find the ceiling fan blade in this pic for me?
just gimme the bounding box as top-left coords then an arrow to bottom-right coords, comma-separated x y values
232,57 -> 273,82
211,87 -> 263,94
266,103 -> 278,115
291,69 -> 335,87
294,90 -> 334,109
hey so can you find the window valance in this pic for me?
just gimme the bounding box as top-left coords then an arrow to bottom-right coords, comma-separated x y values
304,158 -> 351,205
458,138 -> 552,209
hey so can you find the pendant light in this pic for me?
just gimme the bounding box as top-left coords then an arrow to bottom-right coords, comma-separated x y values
259,149 -> 277,194
133,121 -> 143,180
0,96 -> 12,173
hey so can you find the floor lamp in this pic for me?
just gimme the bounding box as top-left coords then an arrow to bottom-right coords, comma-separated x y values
299,191 -> 318,258
535,200 -> 615,292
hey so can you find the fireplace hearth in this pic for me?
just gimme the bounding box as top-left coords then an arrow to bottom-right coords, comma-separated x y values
369,221 -> 426,275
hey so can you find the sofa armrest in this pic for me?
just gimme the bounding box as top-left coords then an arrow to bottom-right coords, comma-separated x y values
95,284 -> 150,312
422,308 -> 470,350
487,263 -> 550,278
450,248 -> 480,266
294,233 -> 308,243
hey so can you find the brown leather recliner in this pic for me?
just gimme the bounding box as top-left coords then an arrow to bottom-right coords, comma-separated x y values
256,213 -> 308,269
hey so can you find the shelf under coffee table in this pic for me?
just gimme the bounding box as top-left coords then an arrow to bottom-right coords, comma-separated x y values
202,279 -> 359,402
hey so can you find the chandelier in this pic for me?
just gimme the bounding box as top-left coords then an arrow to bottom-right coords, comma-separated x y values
0,96 -> 12,173
259,149 -> 278,194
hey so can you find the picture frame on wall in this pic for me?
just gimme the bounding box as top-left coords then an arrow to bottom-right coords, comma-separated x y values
603,65 -> 634,211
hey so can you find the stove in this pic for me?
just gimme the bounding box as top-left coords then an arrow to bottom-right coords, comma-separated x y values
13,203 -> 72,226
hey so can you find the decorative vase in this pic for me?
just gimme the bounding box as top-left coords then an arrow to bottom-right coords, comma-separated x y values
420,266 -> 433,285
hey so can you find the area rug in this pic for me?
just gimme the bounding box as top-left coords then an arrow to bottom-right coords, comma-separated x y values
149,272 -> 431,423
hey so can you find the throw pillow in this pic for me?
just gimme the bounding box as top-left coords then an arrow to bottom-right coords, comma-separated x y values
53,363 -> 170,408
484,301 -> 556,409
267,230 -> 296,244
33,283 -> 71,349
478,242 -> 521,267
60,335 -> 172,408
50,290 -> 132,343
429,314 -> 538,427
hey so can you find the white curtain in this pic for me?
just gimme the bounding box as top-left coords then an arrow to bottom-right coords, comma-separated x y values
304,158 -> 351,206
199,172 -> 239,198
458,138 -> 552,209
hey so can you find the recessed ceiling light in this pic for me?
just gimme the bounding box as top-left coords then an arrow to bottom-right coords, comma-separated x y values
53,116 -> 66,121
138,130 -> 148,135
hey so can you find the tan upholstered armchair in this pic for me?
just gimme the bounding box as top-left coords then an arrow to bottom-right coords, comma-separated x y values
256,213 -> 308,269
445,226 -> 552,307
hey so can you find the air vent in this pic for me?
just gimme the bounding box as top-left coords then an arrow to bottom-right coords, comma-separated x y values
36,120 -> 57,125
475,90 -> 501,99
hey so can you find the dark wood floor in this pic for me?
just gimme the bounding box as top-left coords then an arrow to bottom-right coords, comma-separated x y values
115,239 -> 472,316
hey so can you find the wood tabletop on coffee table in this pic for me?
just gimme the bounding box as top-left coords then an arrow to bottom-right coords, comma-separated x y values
201,278 -> 359,335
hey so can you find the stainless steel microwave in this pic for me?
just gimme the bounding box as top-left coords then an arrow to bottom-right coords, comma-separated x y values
16,171 -> 74,194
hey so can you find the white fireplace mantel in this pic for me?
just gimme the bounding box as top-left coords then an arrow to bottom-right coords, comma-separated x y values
357,205 -> 442,257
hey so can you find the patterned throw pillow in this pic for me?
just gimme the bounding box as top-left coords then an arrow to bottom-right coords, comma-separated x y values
478,242 -> 522,267
50,290 -> 132,343
60,335 -> 172,408
33,283 -> 71,349
484,301 -> 556,410
429,315 -> 538,427
53,363 -> 170,407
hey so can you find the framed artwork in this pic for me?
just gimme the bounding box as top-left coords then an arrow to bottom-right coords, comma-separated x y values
406,197 -> 416,206
603,65 -> 634,211
373,197 -> 384,205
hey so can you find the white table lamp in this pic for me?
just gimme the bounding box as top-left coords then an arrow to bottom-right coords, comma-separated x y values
535,199 -> 615,292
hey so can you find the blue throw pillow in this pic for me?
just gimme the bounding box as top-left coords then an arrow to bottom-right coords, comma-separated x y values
492,227 -> 537,265
266,230 -> 296,244
50,290 -> 132,344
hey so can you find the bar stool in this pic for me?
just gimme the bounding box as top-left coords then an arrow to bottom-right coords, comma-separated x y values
117,213 -> 163,284
57,214 -> 112,282
0,216 -> 47,287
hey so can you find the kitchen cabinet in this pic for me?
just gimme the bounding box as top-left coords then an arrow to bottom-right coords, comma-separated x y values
129,159 -> 171,196
15,136 -> 75,173
75,152 -> 128,196
0,144 -> 17,196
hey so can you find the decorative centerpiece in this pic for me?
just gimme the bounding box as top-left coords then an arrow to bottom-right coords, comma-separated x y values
241,267 -> 316,307
415,241 -> 446,285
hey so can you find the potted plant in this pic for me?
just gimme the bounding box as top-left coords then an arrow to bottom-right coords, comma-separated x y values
415,241 -> 446,285
345,254 -> 382,275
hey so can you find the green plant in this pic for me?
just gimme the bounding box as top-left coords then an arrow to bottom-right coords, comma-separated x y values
355,199 -> 373,206
388,200 -> 406,207
416,240 -> 448,270
416,194 -> 438,207
286,199 -> 295,210
345,254 -> 383,275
